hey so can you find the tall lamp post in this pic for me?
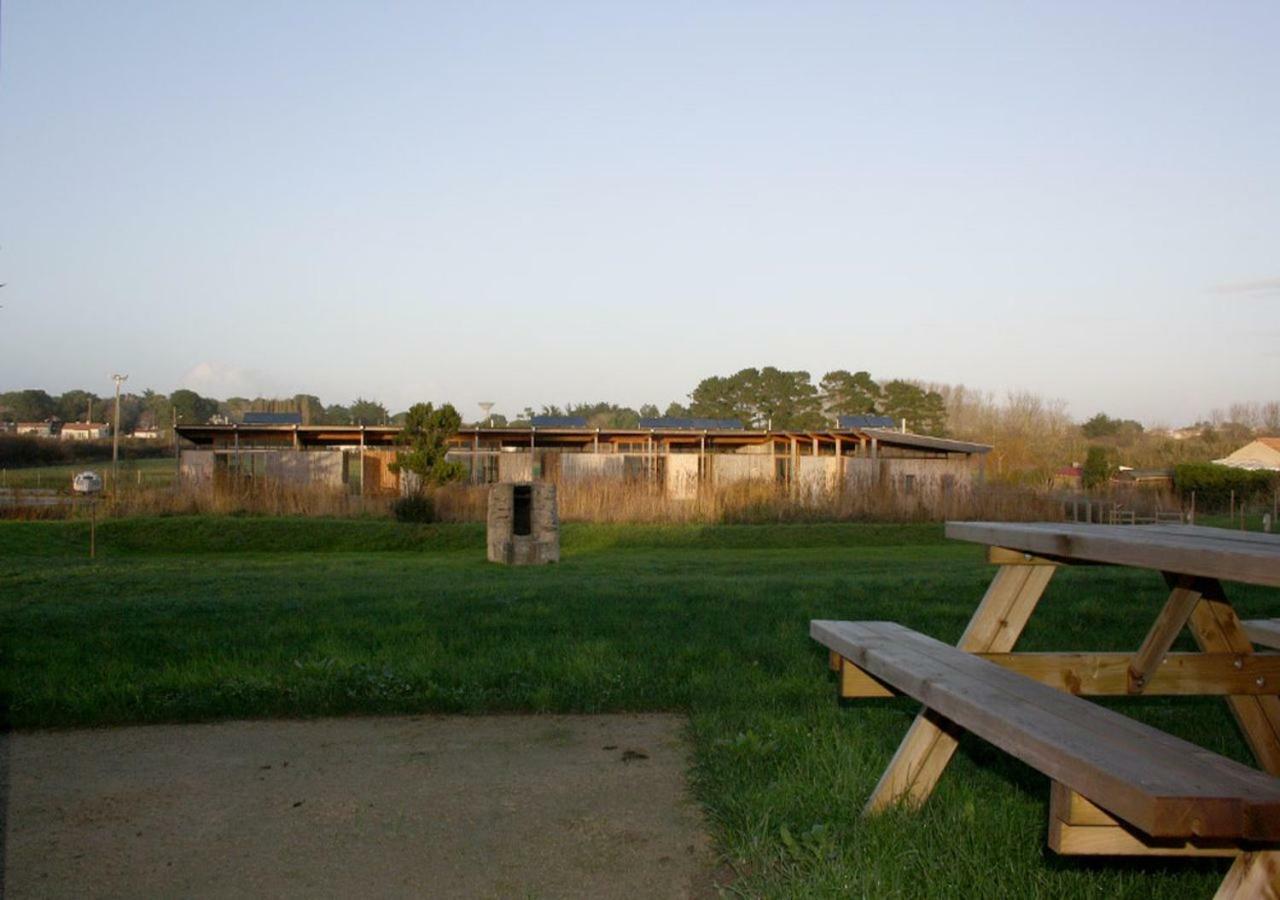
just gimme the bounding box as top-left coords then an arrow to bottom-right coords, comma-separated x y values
111,373 -> 128,491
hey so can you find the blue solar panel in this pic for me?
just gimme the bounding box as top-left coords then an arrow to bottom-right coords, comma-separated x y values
243,412 -> 303,425
638,417 -> 745,430
837,415 -> 897,429
530,415 -> 588,428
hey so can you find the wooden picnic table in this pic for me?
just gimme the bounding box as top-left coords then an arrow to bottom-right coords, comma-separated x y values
813,521 -> 1280,898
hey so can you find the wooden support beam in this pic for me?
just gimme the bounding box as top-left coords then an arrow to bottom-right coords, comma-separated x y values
1128,577 -> 1203,693
839,658 -> 894,698
864,564 -> 1055,813
1215,851 -> 1280,898
987,546 -> 1062,566
983,652 -> 1280,696
1185,579 -> 1280,775
1048,782 -> 1242,858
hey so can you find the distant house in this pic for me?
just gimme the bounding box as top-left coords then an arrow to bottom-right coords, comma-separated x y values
1214,438 -> 1280,472
16,421 -> 57,437
60,422 -> 111,441
1051,465 -> 1082,489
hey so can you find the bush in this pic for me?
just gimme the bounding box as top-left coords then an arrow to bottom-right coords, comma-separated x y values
391,493 -> 435,524
1174,462 -> 1277,512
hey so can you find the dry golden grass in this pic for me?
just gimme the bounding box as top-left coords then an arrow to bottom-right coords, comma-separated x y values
7,474 -> 1147,525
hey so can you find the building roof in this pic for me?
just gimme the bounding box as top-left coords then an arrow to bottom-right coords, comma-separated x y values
530,415 -> 587,427
836,415 -> 897,429
637,417 -> 744,430
176,423 -> 991,456
1214,438 -> 1280,471
243,412 -> 303,425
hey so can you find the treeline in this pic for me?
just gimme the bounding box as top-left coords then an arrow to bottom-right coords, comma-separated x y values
0,388 -> 395,436
521,368 -> 946,433
5,375 -> 1276,485
931,385 -> 1279,484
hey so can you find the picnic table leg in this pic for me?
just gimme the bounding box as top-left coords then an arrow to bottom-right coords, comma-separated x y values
1214,850 -> 1280,899
864,563 -> 1056,813
1183,577 -> 1280,775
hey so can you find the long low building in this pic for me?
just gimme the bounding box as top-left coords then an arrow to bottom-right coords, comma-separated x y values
174,422 -> 991,499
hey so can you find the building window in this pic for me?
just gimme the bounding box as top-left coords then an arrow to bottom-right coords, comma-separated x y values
902,474 -> 916,495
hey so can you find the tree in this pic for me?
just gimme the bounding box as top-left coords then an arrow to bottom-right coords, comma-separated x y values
322,403 -> 352,425
1082,446 -> 1113,489
56,389 -> 102,422
819,370 -> 881,417
879,380 -> 947,436
169,389 -> 219,424
638,403 -> 660,419
688,367 -> 823,429
390,402 -> 467,490
663,401 -> 692,418
0,389 -> 57,421
349,398 -> 388,425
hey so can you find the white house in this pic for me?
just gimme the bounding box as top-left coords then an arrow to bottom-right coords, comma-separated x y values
1214,438 -> 1280,472
60,422 -> 111,441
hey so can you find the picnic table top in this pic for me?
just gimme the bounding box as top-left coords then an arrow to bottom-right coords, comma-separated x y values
945,521 -> 1280,589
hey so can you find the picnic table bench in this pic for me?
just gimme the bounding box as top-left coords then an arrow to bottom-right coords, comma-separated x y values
813,522 -> 1280,898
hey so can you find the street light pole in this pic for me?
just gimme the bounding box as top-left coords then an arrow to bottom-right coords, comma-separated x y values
111,373 -> 128,492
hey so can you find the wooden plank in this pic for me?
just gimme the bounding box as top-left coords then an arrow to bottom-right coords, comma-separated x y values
840,658 -> 894,698
812,620 -> 1280,840
1050,779 -> 1113,825
945,521 -> 1280,588
1138,524 -> 1280,548
1049,819 -> 1241,857
862,564 -> 1054,813
1246,620 -> 1280,651
828,649 -> 842,672
1186,584 -> 1280,775
1048,781 -> 1246,856
979,652 -> 1280,696
1215,851 -> 1280,899
1128,577 -> 1203,693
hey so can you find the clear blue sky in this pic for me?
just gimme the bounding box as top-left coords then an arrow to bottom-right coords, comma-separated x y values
2,2 -> 1277,424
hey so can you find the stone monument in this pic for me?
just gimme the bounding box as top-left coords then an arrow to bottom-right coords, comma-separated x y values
487,482 -> 560,565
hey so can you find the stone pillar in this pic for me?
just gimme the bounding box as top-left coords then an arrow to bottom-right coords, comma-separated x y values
487,482 -> 559,565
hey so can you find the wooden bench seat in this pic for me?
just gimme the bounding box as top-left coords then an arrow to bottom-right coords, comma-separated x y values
1244,619 -> 1280,651
812,620 -> 1280,842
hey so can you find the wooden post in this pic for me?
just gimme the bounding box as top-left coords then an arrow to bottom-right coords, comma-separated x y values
359,426 -> 366,497
864,562 -> 1056,812
89,499 -> 96,560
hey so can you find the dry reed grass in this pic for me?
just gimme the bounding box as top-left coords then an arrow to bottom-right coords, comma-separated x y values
3,474 -> 1082,524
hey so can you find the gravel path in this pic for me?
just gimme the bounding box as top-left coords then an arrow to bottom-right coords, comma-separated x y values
2,714 -> 713,899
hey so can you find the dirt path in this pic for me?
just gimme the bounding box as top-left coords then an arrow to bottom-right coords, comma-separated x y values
2,714 -> 714,899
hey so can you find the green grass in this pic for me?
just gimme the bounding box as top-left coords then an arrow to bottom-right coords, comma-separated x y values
0,456 -> 175,490
3,518 -> 1273,896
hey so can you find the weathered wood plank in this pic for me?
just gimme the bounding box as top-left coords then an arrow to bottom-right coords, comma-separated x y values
812,620 -> 1280,840
1246,620 -> 1280,651
945,522 -> 1280,588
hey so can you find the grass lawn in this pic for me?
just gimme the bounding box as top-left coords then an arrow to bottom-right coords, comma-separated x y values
0,456 -> 176,490
4,517 -> 1276,896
